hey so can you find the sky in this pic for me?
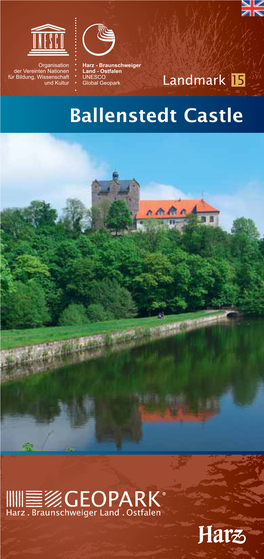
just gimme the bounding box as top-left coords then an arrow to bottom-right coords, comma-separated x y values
1,132 -> 264,235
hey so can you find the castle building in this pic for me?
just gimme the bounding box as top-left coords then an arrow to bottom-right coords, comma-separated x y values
136,199 -> 220,230
92,171 -> 140,223
92,172 -> 220,230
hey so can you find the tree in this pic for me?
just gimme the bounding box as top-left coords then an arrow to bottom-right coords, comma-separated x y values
231,217 -> 260,259
169,248 -> 190,312
1,235 -> 14,300
134,253 -> 174,313
209,259 -> 238,308
90,278 -> 137,319
185,255 -> 214,310
231,217 -> 260,240
13,254 -> 50,283
54,240 -> 81,267
238,281 -> 264,316
181,214 -> 203,253
24,201 -> 57,229
236,258 -> 264,315
61,199 -> 88,234
77,236 -> 96,258
138,220 -> 170,253
106,200 -> 132,235
1,208 -> 34,243
87,304 -> 109,323
2,281 -> 50,329
88,200 -> 111,229
65,257 -> 95,304
59,304 -> 89,326
2,194 -> 264,325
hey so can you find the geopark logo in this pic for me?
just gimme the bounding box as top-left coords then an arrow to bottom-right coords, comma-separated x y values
5,489 -> 164,517
82,24 -> 115,56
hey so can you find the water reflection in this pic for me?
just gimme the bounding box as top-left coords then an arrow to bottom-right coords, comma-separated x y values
1,319 -> 264,451
138,400 -> 219,423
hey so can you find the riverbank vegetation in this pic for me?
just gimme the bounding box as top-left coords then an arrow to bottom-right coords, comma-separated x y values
1,199 -> 264,334
1,310 -> 214,350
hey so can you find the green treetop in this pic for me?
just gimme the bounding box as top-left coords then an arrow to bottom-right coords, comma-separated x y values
106,200 -> 133,235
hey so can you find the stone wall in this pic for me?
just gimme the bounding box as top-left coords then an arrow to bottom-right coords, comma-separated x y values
1,311 -> 227,372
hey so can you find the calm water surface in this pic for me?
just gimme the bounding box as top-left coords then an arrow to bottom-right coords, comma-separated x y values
1,318 -> 264,452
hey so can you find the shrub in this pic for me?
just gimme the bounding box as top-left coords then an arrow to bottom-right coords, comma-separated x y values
59,303 -> 89,326
90,279 -> 138,319
86,303 -> 111,323
2,281 -> 50,329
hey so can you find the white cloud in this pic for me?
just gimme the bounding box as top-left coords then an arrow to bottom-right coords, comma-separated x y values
141,181 -> 264,236
1,133 -> 107,210
141,181 -> 192,201
1,136 -> 263,236
209,182 -> 264,236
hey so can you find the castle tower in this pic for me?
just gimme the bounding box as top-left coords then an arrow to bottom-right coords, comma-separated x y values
92,171 -> 140,228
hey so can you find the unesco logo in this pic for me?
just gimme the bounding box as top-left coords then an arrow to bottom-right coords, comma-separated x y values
82,23 -> 115,56
27,23 -> 69,57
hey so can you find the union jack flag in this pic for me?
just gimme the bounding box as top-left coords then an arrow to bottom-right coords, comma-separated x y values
242,0 -> 264,16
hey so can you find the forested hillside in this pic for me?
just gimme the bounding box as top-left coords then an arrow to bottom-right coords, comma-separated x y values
1,199 -> 264,330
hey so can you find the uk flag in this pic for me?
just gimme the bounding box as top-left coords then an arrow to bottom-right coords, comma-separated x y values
242,0 -> 264,16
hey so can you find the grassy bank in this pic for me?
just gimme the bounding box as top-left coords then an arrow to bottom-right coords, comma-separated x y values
1,311 -> 222,350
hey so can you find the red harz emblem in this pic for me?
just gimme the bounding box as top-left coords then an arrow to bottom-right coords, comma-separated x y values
242,0 -> 264,15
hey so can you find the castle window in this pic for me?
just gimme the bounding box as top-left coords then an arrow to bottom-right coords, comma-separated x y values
147,210 -> 152,216
181,209 -> 186,215
210,216 -> 214,223
168,206 -> 177,215
201,216 -> 206,223
156,208 -> 165,216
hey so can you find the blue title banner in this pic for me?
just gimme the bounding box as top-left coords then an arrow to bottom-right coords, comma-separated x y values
1,96 -> 264,133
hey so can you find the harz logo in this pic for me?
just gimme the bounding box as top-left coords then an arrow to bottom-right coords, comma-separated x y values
28,23 -> 69,57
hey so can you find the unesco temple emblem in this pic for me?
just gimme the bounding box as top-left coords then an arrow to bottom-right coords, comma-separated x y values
28,23 -> 69,56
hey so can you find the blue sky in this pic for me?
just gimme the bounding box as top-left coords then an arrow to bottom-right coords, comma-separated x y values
55,133 -> 264,197
1,133 -> 264,234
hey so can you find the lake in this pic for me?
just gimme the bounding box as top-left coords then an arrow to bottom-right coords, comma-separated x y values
1,318 -> 264,452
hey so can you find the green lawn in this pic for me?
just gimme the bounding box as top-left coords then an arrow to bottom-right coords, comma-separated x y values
1,310 -> 223,350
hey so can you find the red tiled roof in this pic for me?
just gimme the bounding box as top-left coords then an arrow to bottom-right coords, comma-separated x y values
136,199 -> 219,219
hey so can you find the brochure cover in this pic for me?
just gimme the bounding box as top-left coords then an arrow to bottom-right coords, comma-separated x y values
1,1 -> 264,558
